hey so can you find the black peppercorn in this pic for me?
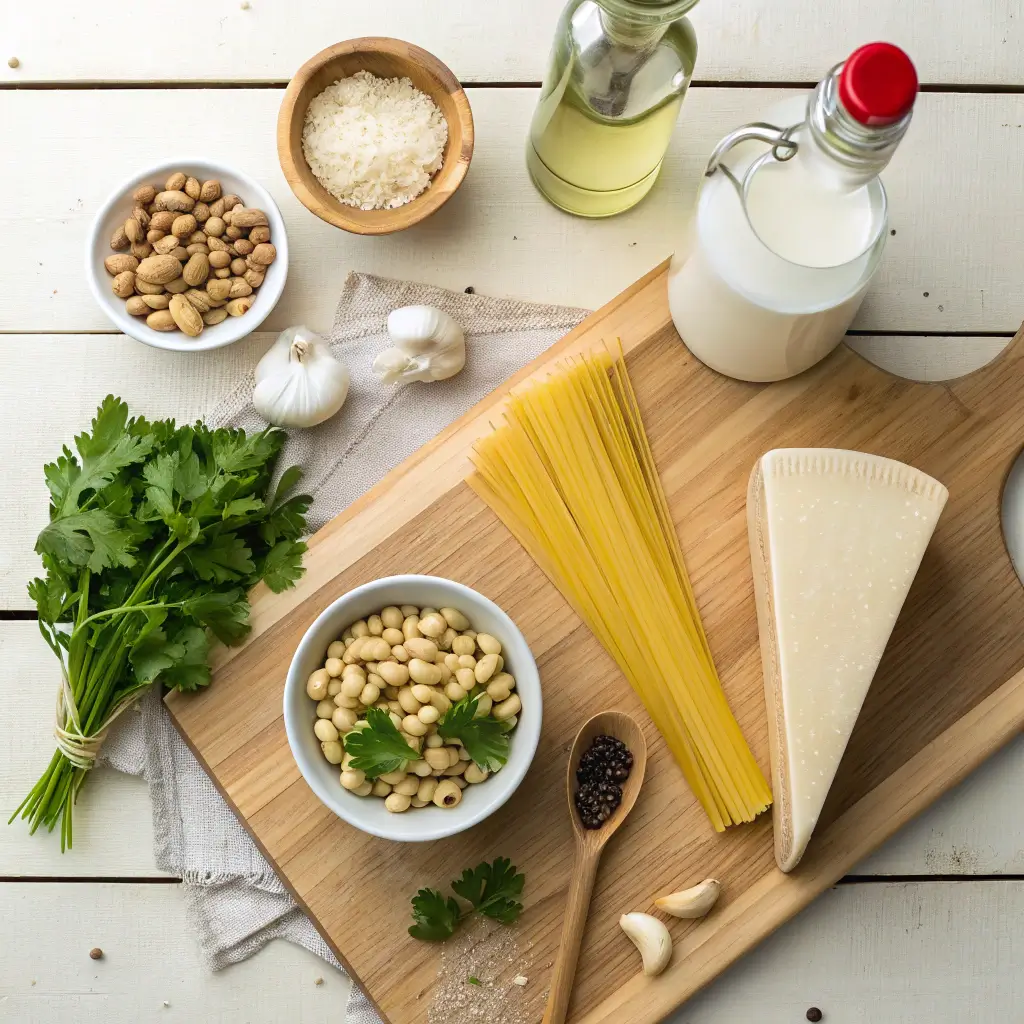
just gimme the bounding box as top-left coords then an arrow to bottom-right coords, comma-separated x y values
806,1008 -> 823,1022
574,735 -> 633,829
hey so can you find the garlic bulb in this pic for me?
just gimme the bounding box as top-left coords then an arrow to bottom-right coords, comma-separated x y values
372,305 -> 466,384
252,326 -> 350,428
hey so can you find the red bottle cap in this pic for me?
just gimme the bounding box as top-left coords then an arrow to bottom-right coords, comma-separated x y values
839,43 -> 918,127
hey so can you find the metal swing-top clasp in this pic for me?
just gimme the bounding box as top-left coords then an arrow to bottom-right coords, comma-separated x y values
703,121 -> 803,205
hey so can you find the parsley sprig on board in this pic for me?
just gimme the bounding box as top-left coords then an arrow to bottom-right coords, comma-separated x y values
437,695 -> 514,772
409,858 -> 526,941
12,396 -> 310,850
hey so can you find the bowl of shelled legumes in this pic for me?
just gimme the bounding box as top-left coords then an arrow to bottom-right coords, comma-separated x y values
283,575 -> 542,842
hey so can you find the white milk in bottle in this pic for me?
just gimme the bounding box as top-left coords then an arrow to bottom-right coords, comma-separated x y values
669,43 -> 918,382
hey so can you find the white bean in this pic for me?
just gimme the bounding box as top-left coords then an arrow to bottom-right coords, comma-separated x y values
493,693 -> 522,720
381,606 -> 404,630
332,707 -> 358,732
378,770 -> 407,786
381,627 -> 405,646
417,705 -> 440,725
340,769 -> 366,790
476,633 -> 502,656
445,681 -> 468,703
327,680 -> 343,697
340,675 -> 365,698
424,747 -> 450,771
440,607 -> 470,631
418,612 -> 447,639
433,780 -> 462,808
333,693 -> 360,709
410,759 -> 434,777
474,694 -> 493,717
457,654 -> 477,670
409,684 -> 434,704
428,690 -> 452,713
385,793 -> 412,813
400,604 -> 419,618
474,653 -> 500,684
464,763 -> 489,784
350,620 -> 370,638
371,780 -> 393,797
397,687 -> 422,714
402,715 -> 428,737
452,635 -> 475,657
364,638 -> 392,662
417,777 -> 438,802
394,777 -> 419,796
402,616 -> 422,641
377,661 -> 409,687
314,719 -> 339,742
486,678 -> 512,702
367,614 -> 384,636
321,740 -> 344,764
455,668 -> 476,691
327,640 -> 346,660
325,657 -> 344,677
306,669 -> 330,700
404,638 -> 439,662
409,658 -> 442,686
315,699 -> 335,719
391,644 -> 410,663
410,797 -> 429,808
359,682 -> 381,705
353,780 -> 373,797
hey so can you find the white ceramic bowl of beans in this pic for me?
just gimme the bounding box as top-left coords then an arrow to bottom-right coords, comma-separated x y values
283,575 -> 542,842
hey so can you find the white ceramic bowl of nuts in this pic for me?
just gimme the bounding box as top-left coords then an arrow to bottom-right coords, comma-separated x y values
283,575 -> 542,842
87,158 -> 288,352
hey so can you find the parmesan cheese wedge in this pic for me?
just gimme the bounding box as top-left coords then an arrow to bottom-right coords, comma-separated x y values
747,449 -> 948,873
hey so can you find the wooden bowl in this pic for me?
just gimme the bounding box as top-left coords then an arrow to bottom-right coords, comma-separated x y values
277,38 -> 474,235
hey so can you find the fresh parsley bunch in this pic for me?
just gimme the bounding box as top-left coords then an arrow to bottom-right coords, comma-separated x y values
12,396 -> 310,850
409,857 -> 525,940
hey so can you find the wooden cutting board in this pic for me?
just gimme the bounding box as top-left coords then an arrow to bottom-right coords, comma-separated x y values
166,262 -> 1024,1024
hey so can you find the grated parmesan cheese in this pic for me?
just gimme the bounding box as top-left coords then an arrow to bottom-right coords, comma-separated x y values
302,70 -> 449,211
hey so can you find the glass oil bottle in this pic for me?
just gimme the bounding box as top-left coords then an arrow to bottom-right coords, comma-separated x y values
527,0 -> 699,217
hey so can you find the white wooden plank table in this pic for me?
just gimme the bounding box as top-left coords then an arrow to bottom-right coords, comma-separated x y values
1,3 -> 1022,1021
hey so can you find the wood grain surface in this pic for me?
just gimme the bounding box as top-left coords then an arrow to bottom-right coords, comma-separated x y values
166,264 -> 1024,1023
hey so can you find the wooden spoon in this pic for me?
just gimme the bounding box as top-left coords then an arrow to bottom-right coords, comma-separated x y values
542,711 -> 648,1024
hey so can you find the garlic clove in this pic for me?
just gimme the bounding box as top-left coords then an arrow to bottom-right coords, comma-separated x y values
654,878 -> 721,919
619,912 -> 673,977
375,304 -> 466,384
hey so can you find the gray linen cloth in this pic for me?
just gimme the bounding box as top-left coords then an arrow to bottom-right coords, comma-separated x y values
101,272 -> 589,1021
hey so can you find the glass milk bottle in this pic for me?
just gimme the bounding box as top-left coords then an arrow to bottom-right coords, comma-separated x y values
527,0 -> 699,217
668,43 -> 918,382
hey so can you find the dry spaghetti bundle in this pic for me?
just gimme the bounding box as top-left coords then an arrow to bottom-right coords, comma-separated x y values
469,348 -> 771,830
